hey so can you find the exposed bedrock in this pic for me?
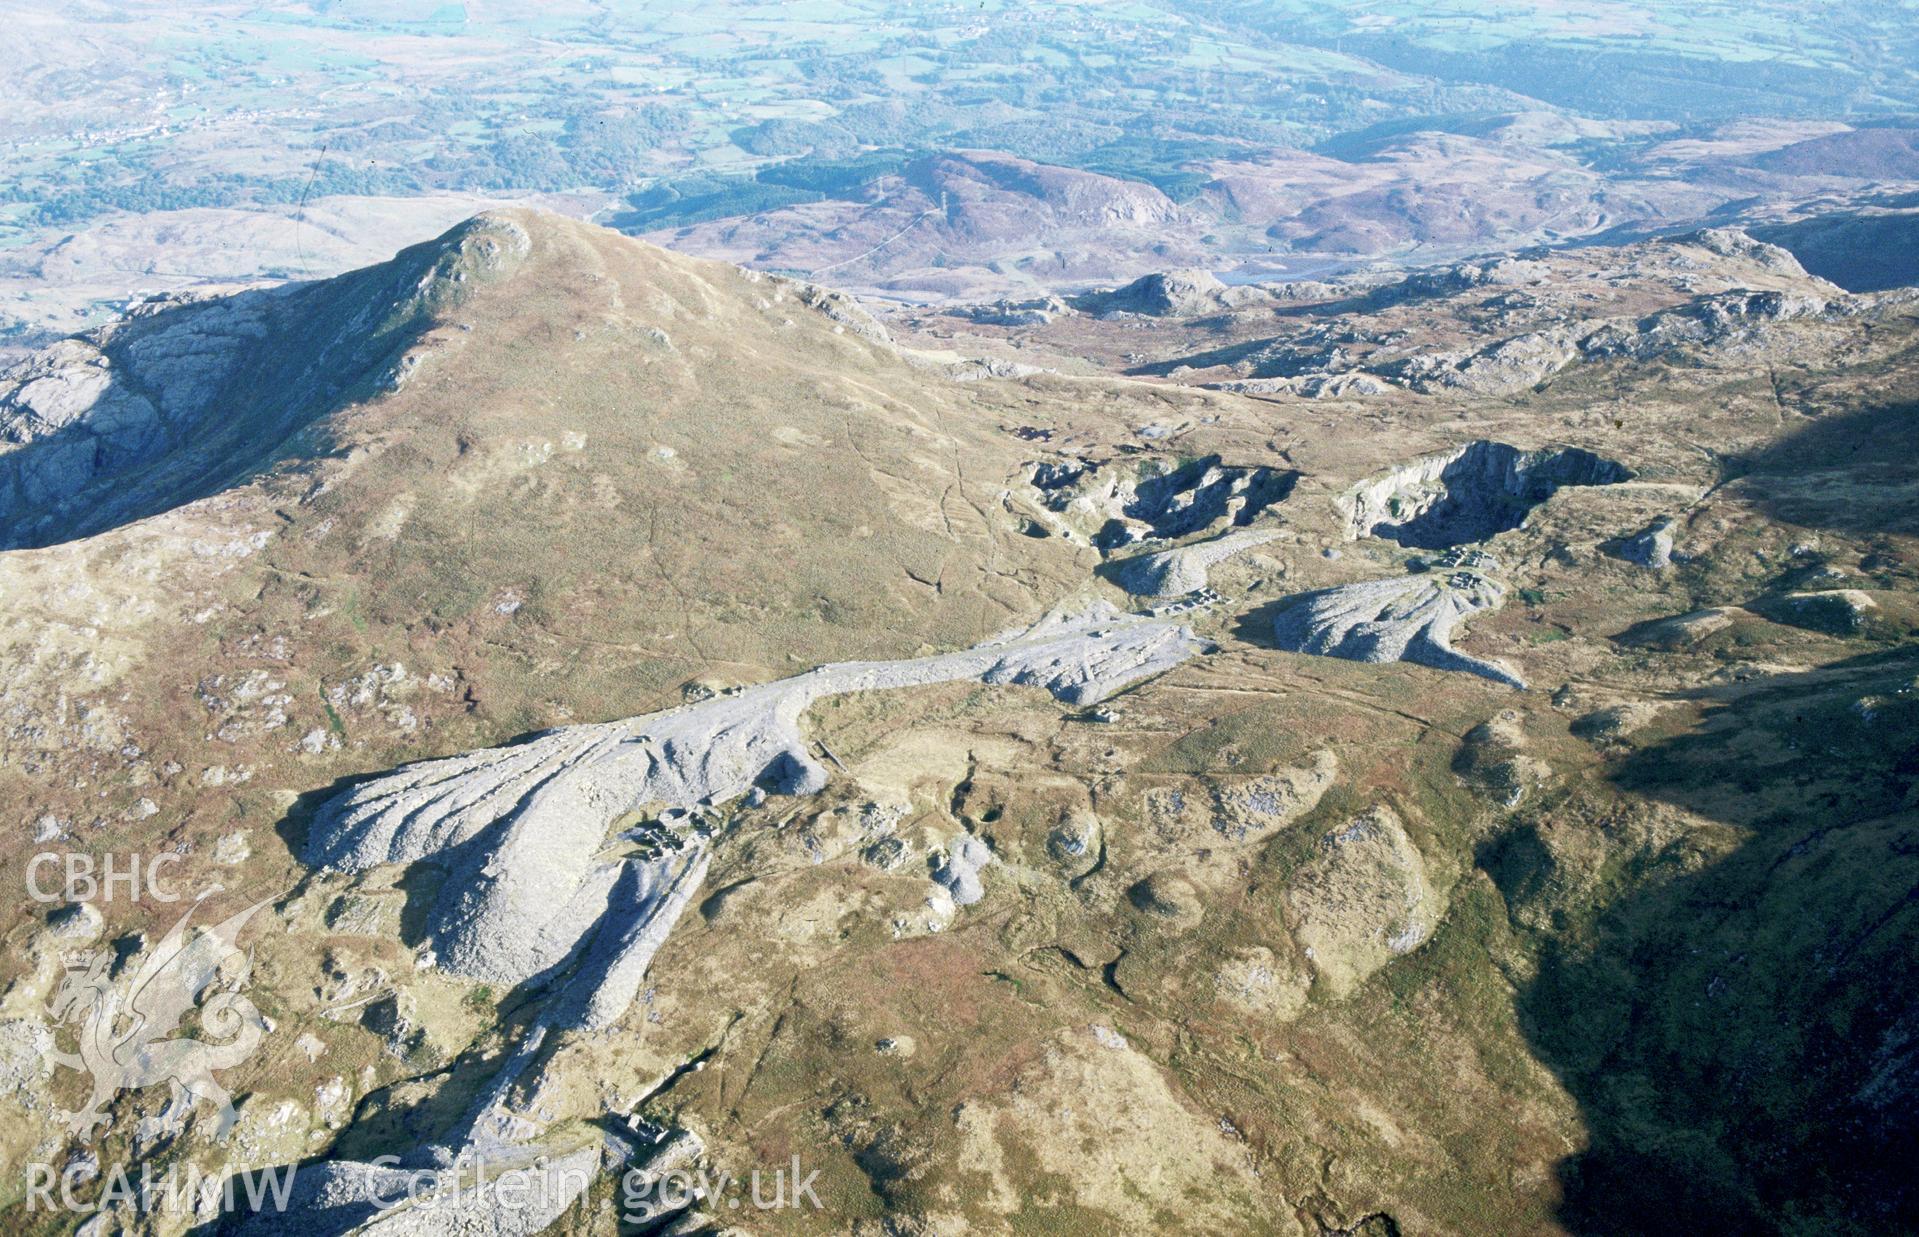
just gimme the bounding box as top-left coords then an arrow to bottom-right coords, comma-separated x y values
0,214 -> 533,549
1073,268 -> 1260,317
1284,805 -> 1443,1000
1022,453 -> 1299,552
1760,588 -> 1879,634
933,834 -> 995,906
306,603 -> 1205,1019
1612,515 -> 1677,567
1270,567 -> 1526,689
1339,440 -> 1632,549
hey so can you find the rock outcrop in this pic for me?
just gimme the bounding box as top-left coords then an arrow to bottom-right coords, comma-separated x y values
1141,751 -> 1339,854
1094,455 -> 1297,548
1613,515 -> 1677,567
953,296 -> 1070,327
1202,229 -> 1847,398
1212,372 -> 1395,399
1618,606 -> 1741,648
1454,710 -> 1552,805
1679,227 -> 1810,276
1762,588 -> 1878,634
1389,324 -> 1587,396
1076,269 -> 1258,317
1285,806 -> 1442,999
933,834 -> 994,906
0,214 -> 532,549
1583,288 -> 1831,362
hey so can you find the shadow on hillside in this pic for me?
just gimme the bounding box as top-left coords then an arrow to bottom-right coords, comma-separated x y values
1228,595 -> 1300,647
1488,646 -> 1919,1233
1124,334 -> 1278,377
273,768 -> 465,956
1751,212 -> 1919,293
1733,400 -> 1919,538
1,288 -> 319,550
3,215 -> 473,550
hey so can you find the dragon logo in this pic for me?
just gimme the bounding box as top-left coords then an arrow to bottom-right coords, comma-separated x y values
47,888 -> 272,1140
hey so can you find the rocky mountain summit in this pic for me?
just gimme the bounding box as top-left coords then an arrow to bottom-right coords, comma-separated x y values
0,216 -> 536,550
1,208 -> 1916,1235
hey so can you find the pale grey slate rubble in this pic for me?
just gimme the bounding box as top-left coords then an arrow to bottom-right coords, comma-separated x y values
282,606 -> 1205,1236
552,847 -> 712,1033
1112,528 -> 1279,597
281,603 -> 1205,1237
307,602 -> 1203,1014
235,1138 -> 604,1236
1271,569 -> 1526,689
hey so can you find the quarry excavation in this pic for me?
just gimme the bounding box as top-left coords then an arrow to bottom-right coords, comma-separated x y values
1023,453 -> 1299,552
1099,454 -> 1299,546
1340,440 -> 1633,549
